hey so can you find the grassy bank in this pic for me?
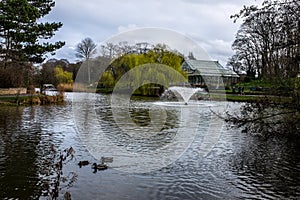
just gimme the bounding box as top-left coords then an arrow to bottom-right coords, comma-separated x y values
214,93 -> 292,104
0,94 -> 64,106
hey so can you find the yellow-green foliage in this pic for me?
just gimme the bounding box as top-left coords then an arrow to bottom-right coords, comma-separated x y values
100,71 -> 115,88
55,66 -> 73,84
99,49 -> 186,96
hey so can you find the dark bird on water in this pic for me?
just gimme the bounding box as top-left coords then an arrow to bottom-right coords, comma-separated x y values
78,160 -> 89,167
92,163 -> 108,171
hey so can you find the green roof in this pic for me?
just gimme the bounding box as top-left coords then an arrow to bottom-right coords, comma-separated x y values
182,59 -> 239,78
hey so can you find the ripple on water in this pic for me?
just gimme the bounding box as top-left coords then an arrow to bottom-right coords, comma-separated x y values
1,94 -> 300,199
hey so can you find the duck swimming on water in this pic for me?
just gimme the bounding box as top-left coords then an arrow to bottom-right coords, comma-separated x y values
78,160 -> 89,167
92,163 -> 108,170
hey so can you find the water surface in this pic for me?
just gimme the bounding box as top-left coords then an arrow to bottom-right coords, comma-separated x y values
0,93 -> 299,199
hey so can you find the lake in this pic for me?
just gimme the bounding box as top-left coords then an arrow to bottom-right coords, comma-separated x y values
0,93 -> 299,199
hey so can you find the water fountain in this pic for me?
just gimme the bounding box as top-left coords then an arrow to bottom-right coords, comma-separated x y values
161,86 -> 208,105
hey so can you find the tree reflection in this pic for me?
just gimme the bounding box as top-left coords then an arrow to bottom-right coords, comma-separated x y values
0,107 -> 41,199
0,106 -> 77,199
229,136 -> 300,198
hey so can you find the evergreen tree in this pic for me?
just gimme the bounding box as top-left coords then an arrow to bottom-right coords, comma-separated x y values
0,0 -> 64,63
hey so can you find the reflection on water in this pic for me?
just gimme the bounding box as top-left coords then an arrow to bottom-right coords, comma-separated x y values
0,107 -> 41,199
0,106 -> 67,199
95,98 -> 181,152
0,93 -> 299,199
229,136 -> 300,198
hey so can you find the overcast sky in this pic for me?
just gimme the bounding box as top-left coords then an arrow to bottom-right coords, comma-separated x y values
44,0 -> 264,66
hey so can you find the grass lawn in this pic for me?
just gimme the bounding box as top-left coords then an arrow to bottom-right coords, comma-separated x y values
221,93 -> 292,104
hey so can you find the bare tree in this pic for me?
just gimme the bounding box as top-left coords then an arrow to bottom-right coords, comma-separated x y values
75,38 -> 97,84
225,0 -> 300,138
99,42 -> 119,58
229,0 -> 300,80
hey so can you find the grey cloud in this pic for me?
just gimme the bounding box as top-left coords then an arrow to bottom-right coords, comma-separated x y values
45,0 -> 264,64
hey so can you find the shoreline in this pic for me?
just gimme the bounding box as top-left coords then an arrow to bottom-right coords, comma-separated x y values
0,93 -> 65,106
0,91 -> 293,106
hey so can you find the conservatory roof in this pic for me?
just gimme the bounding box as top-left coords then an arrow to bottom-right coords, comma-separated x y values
182,59 -> 239,78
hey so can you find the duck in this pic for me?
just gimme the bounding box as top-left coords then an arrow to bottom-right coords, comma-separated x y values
101,156 -> 113,163
92,162 -> 108,170
78,160 -> 89,167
